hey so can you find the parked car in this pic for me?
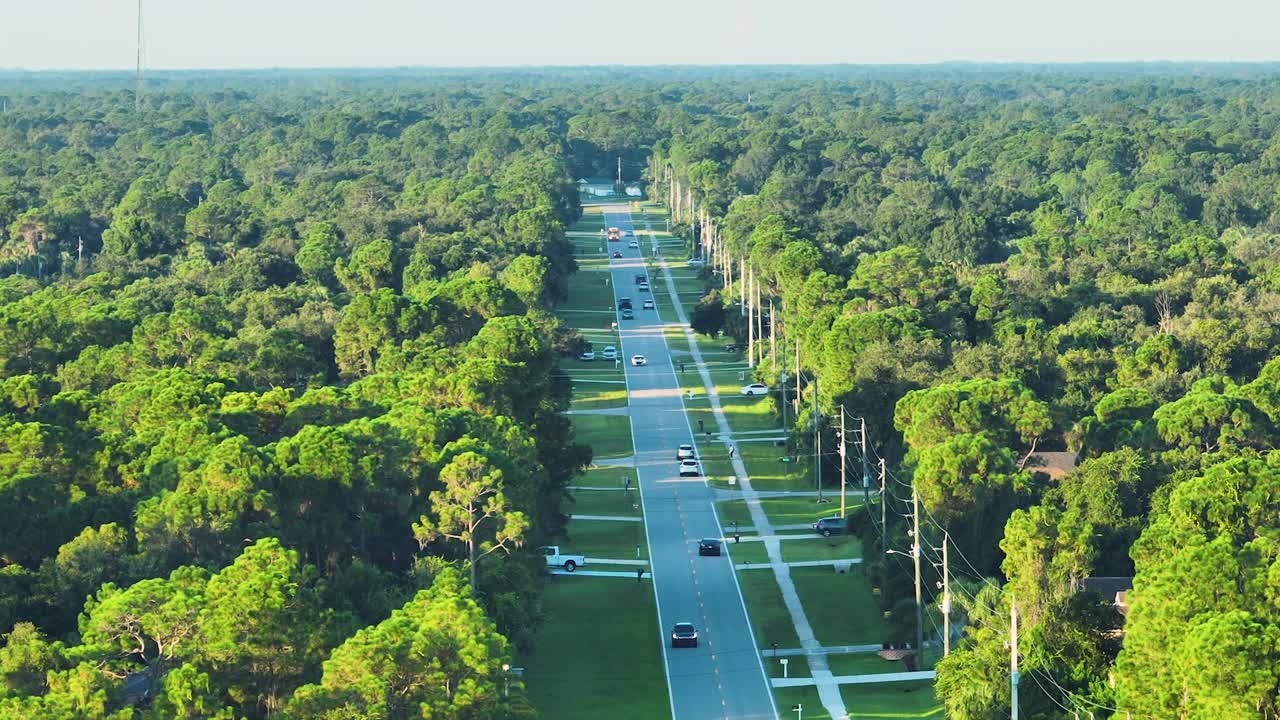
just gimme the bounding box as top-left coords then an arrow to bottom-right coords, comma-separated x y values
740,383 -> 769,396
631,354 -> 647,366
540,546 -> 586,572
602,346 -> 618,360
612,251 -> 623,258
643,299 -> 655,310
679,459 -> 700,476
698,538 -> 722,556
676,444 -> 695,459
671,622 -> 698,648
812,516 -> 848,537
579,351 -> 595,361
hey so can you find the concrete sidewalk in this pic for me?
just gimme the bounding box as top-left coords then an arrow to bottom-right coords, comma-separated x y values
564,407 -> 630,416
569,514 -> 643,522
653,240 -> 848,720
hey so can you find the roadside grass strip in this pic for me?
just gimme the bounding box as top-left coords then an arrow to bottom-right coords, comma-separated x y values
570,413 -> 633,459
842,682 -> 943,719
519,577 -> 671,720
791,566 -> 888,646
735,570 -> 801,649
824,653 -> 914,677
567,488 -> 644,518
719,496 -> 867,529
577,465 -> 636,488
773,687 -> 831,720
554,518 -> 648,561
570,384 -> 629,410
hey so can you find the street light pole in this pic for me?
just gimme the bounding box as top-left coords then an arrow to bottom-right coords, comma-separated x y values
839,406 -> 847,518
912,486 -> 924,659
943,531 -> 951,657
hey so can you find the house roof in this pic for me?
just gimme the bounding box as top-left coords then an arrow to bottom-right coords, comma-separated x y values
1080,576 -> 1134,613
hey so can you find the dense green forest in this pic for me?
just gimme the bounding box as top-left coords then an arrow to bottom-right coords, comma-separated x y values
650,67 -> 1280,718
2,66 -> 1280,719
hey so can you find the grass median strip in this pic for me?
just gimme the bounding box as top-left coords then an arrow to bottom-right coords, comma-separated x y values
520,577 -> 671,720
842,681 -> 942,719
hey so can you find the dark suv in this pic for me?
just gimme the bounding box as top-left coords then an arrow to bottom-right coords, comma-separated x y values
698,538 -> 722,556
812,516 -> 848,537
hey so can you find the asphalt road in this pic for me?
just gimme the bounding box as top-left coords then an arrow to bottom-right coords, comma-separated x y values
603,207 -> 779,720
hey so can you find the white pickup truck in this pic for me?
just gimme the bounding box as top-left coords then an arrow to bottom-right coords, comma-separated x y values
541,546 -> 586,572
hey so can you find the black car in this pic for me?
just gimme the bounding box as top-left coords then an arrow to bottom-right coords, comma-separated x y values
698,538 -> 722,556
612,251 -> 623,258
812,516 -> 848,537
618,297 -> 632,310
635,274 -> 647,285
621,309 -> 635,320
671,622 -> 698,648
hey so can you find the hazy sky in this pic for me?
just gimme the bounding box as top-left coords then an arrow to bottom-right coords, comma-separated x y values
3,0 -> 1279,70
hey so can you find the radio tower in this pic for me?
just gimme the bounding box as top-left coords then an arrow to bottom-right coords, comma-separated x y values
135,0 -> 146,110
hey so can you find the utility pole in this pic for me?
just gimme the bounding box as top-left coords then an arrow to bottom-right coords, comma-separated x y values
813,376 -> 822,502
859,416 -> 870,508
617,156 -> 622,185
942,531 -> 951,657
740,258 -> 747,315
839,406 -> 847,518
1011,598 -> 1020,720
912,485 -> 924,658
135,0 -> 146,111
879,457 -> 887,594
794,342 -> 801,415
747,264 -> 756,368
769,297 -> 777,370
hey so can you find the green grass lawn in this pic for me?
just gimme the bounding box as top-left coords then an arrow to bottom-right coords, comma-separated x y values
567,488 -> 643,518
824,652 -> 909,677
782,535 -> 864,563
570,383 -> 629,410
736,570 -> 800,649
519,578 -> 670,720
718,495 -> 865,529
790,566 -> 888,646
725,540 -> 770,564
774,687 -> 830,720
570,413 -> 633,459
554,519 -> 648,561
575,465 -> 636,488
843,681 -> 942,719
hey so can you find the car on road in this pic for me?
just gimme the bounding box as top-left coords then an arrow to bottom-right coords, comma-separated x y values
618,297 -> 632,310
631,354 -> 647,366
698,538 -> 722,556
621,309 -> 634,319
679,459 -> 700,476
677,444 -> 696,459
628,240 -> 639,248
638,282 -> 650,292
612,251 -> 623,258
579,350 -> 595,361
671,622 -> 698,648
540,546 -> 587,572
812,516 -> 848,537
635,274 -> 647,285
643,299 -> 655,310
740,383 -> 769,396
602,346 -> 618,360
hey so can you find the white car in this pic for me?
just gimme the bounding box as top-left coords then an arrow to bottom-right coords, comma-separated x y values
628,241 -> 639,248
679,459 -> 700,477
631,355 -> 647,366
643,299 -> 655,310
740,383 -> 769,396
638,283 -> 650,293
579,351 -> 595,361
541,546 -> 586,572
602,346 -> 618,360
677,444 -> 696,460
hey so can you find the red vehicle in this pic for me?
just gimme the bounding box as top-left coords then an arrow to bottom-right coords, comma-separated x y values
607,227 -> 622,241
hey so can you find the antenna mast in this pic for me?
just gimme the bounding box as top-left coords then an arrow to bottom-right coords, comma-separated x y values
135,0 -> 146,110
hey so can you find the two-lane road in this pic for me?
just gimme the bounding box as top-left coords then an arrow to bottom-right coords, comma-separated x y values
603,207 -> 778,720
